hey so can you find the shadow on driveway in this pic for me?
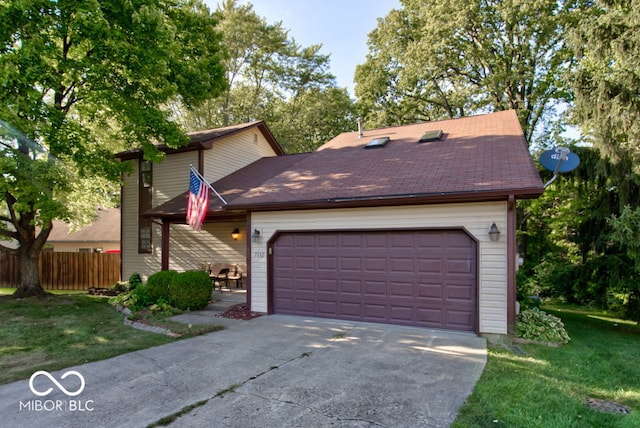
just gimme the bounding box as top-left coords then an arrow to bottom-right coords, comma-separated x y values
0,315 -> 486,427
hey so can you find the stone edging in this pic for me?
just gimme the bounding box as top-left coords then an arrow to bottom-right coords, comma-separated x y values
115,304 -> 180,338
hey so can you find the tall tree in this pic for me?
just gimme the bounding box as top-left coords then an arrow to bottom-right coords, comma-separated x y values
570,0 -> 640,168
173,0 -> 354,153
0,0 -> 226,297
355,0 -> 582,143
569,0 -> 640,319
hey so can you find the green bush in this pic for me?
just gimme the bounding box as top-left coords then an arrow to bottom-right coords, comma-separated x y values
168,270 -> 213,310
516,308 -> 570,344
109,284 -> 154,311
146,270 -> 179,304
128,272 -> 143,290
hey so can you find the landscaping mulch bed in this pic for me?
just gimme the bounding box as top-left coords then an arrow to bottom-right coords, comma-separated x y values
220,304 -> 262,320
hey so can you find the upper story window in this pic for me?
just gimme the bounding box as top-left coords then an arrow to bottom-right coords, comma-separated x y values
138,160 -> 153,253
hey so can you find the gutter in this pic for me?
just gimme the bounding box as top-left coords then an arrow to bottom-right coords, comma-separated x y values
225,186 -> 545,212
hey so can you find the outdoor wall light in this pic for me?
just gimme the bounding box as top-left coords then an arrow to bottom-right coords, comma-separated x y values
252,228 -> 261,243
231,228 -> 240,241
488,222 -> 500,241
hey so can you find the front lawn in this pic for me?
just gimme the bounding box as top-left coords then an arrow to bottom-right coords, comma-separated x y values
453,304 -> 640,427
0,293 -> 222,385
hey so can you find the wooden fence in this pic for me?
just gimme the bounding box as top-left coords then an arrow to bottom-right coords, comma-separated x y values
0,252 -> 121,290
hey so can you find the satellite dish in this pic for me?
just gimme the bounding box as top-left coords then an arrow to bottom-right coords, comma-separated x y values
539,148 -> 580,173
539,147 -> 580,188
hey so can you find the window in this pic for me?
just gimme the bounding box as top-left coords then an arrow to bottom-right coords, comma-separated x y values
138,160 -> 153,253
364,136 -> 390,149
418,130 -> 443,143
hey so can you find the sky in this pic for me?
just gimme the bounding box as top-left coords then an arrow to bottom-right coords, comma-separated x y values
206,0 -> 401,96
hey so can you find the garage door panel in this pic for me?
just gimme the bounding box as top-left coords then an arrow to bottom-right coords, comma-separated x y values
317,235 -> 338,248
363,304 -> 388,319
447,311 -> 474,329
389,305 -> 414,322
418,258 -> 443,273
389,281 -> 414,297
340,257 -> 362,271
317,256 -> 338,271
364,257 -> 387,271
390,258 -> 415,273
446,284 -> 475,300
272,230 -> 477,332
339,279 -> 362,294
317,300 -> 338,314
296,256 -> 315,270
416,283 -> 444,299
317,278 -> 337,292
416,308 -> 444,325
363,280 -> 387,296
340,234 -> 362,247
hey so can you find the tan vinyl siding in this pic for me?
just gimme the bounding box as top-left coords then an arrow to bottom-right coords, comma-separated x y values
121,160 -> 150,280
250,202 -> 508,334
168,222 -> 246,272
202,129 -> 278,183
154,151 -> 198,205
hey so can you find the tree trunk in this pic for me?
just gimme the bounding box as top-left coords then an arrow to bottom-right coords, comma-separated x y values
13,247 -> 47,298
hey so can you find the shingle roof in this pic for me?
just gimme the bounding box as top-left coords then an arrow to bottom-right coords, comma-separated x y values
223,110 -> 543,208
115,121 -> 283,160
47,207 -> 120,243
145,110 -> 543,218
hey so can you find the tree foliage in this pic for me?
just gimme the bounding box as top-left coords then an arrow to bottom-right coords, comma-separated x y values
570,0 -> 640,168
173,0 -> 356,153
0,0 -> 226,296
355,0 -> 582,143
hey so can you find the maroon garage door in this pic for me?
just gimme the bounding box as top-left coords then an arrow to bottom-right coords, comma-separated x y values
271,230 -> 477,331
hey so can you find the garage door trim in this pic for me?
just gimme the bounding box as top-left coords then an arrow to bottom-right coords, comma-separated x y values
266,227 -> 479,332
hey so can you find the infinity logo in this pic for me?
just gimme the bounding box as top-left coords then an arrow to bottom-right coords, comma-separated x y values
29,370 -> 85,397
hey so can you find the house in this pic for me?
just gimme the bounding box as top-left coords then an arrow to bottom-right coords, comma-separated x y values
118,110 -> 544,339
45,207 -> 121,253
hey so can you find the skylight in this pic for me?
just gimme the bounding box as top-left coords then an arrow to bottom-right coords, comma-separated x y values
419,129 -> 443,143
364,136 -> 390,149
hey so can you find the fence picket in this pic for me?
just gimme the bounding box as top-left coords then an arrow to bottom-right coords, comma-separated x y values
0,252 -> 121,290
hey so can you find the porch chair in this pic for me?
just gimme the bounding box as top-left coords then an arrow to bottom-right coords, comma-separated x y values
211,268 -> 229,290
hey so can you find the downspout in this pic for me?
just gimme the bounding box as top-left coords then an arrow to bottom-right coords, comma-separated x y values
507,195 -> 516,335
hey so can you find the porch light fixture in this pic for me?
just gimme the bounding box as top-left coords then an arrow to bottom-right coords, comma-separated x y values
231,228 -> 240,241
488,223 -> 500,241
252,228 -> 261,242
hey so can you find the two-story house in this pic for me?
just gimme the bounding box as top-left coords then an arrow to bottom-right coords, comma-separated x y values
117,110 -> 544,340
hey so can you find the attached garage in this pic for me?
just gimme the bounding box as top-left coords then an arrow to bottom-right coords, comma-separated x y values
271,229 -> 477,331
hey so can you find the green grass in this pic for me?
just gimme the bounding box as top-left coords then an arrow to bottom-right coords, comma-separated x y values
453,305 -> 640,427
0,293 -> 222,385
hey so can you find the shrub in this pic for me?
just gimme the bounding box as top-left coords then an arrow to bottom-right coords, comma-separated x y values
168,270 -> 213,310
146,270 -> 179,304
111,281 -> 129,293
128,272 -> 143,290
516,308 -> 570,344
109,284 -> 154,311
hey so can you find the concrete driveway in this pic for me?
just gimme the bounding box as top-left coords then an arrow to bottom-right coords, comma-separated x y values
0,315 -> 486,427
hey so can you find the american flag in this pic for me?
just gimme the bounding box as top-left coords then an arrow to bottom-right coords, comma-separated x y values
186,168 -> 209,230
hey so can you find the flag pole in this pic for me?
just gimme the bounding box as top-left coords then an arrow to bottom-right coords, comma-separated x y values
190,165 -> 227,205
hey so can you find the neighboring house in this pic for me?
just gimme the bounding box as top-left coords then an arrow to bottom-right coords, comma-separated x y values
119,111 -> 544,340
46,207 -> 120,253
